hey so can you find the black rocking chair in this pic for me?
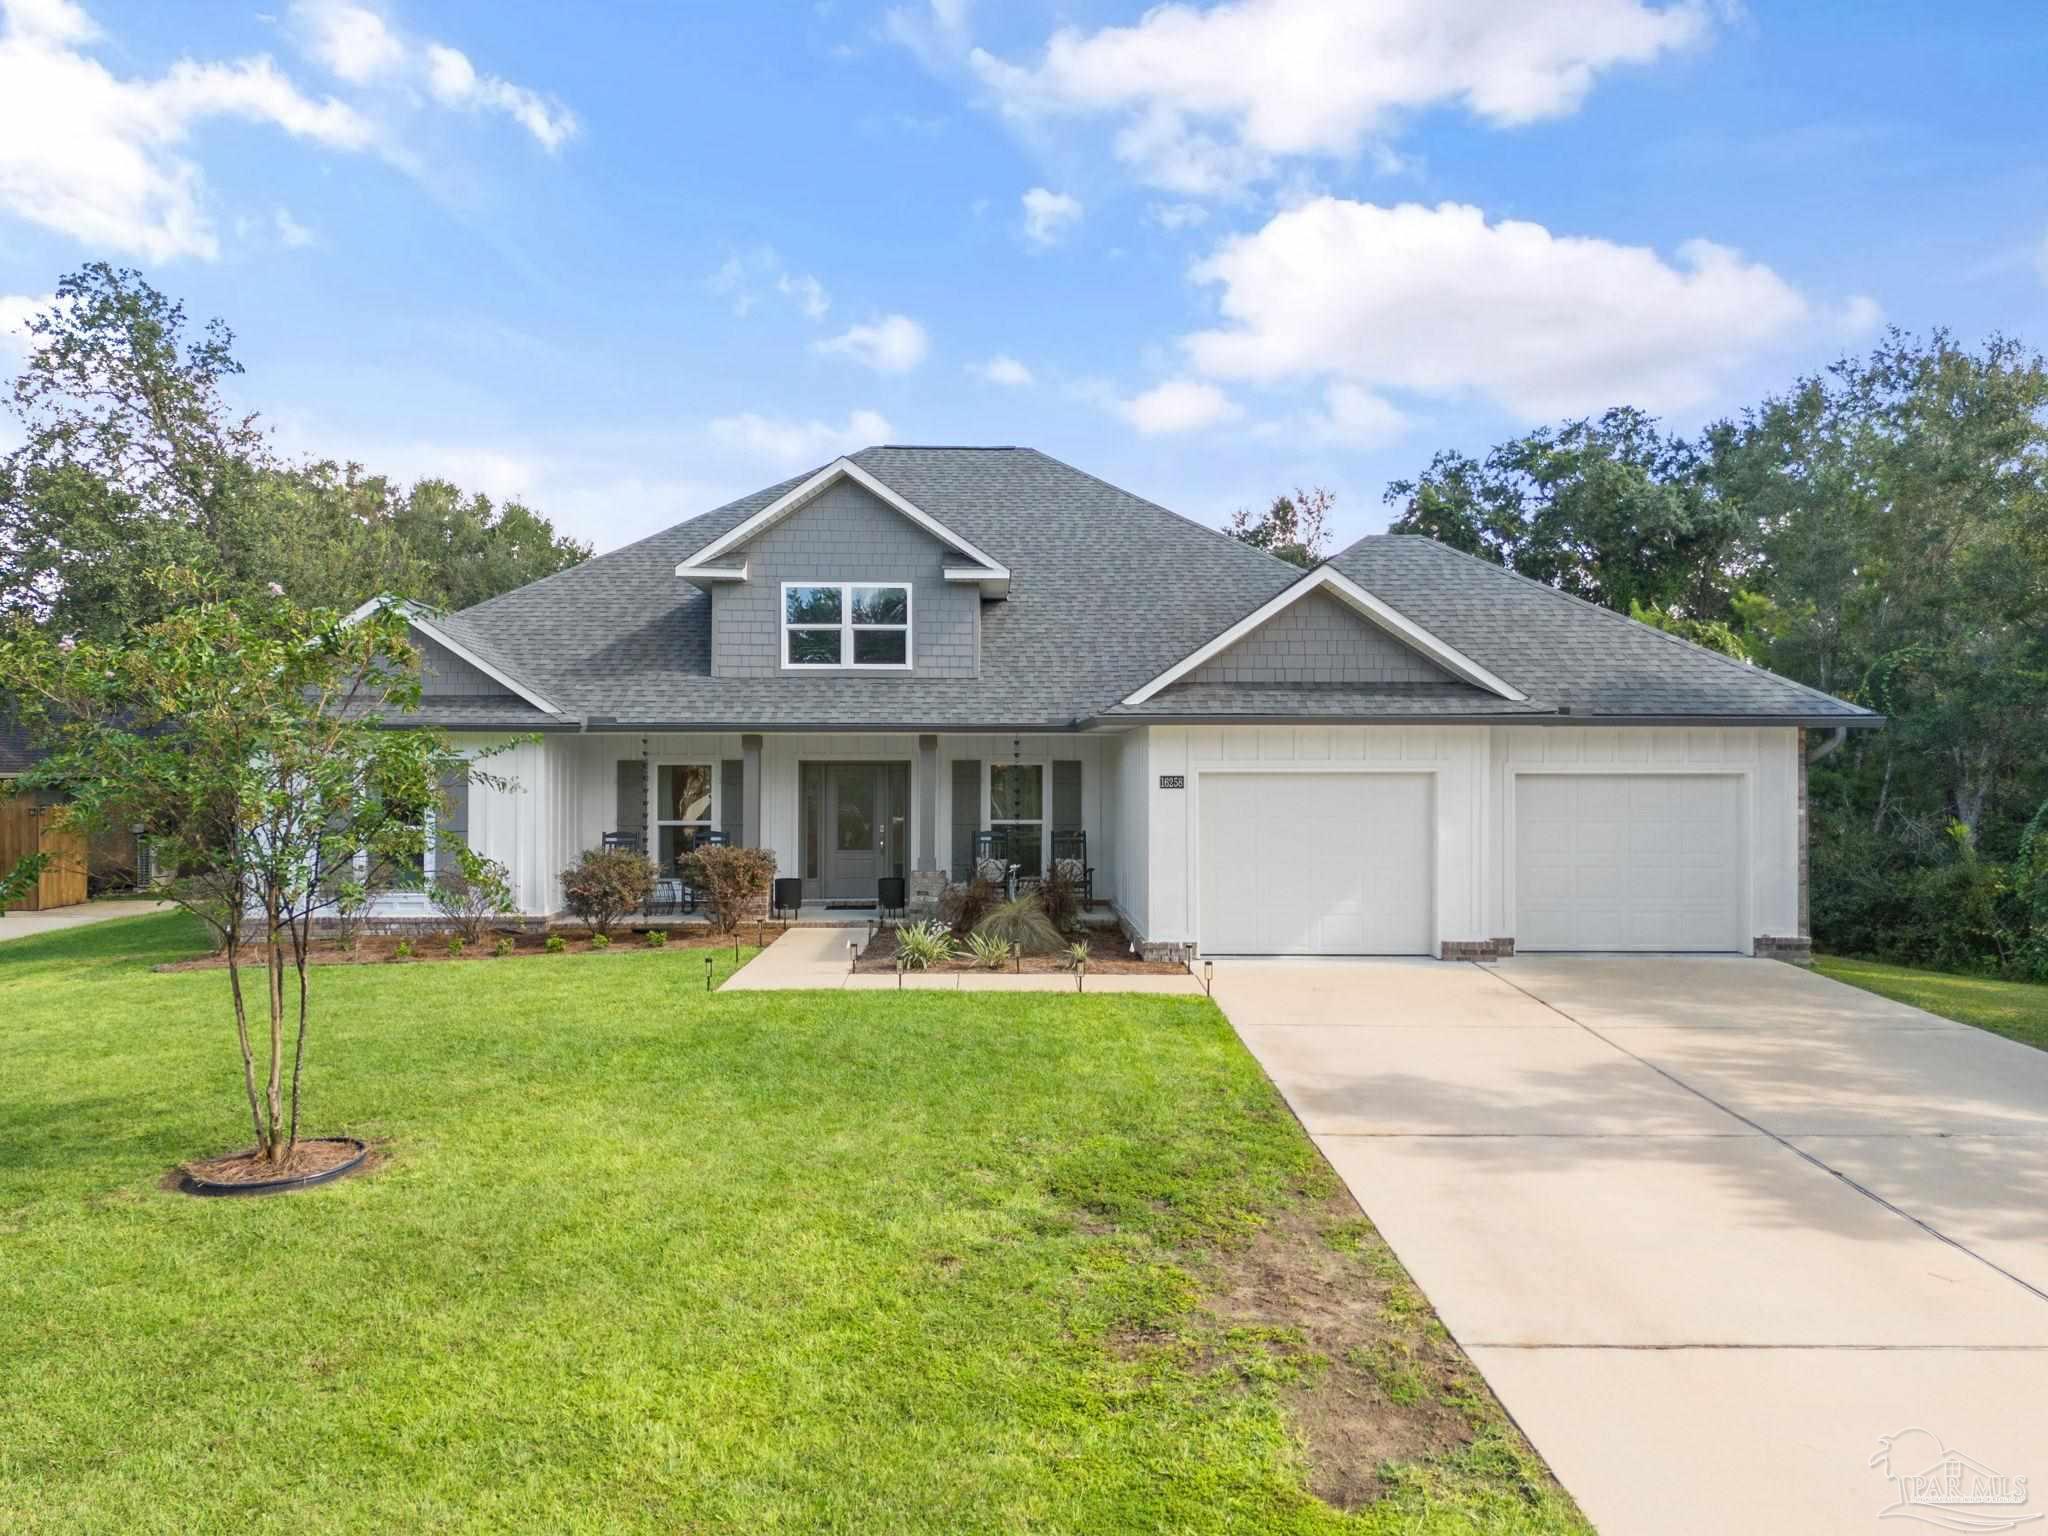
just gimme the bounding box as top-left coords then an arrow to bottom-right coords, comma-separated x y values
970,829 -> 1014,893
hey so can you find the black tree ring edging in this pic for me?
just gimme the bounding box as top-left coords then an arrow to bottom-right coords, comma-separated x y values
178,1137 -> 368,1197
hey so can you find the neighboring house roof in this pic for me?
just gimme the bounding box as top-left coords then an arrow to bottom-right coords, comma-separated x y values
430,445 -> 1876,731
0,714 -> 37,776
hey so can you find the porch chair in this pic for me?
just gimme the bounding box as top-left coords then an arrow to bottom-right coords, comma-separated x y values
1050,830 -> 1094,908
970,829 -> 1014,893
602,831 -> 643,853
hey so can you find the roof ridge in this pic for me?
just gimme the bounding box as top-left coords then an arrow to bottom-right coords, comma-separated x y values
454,468 -> 820,621
1393,534 -> 1868,712
1010,447 -> 1308,577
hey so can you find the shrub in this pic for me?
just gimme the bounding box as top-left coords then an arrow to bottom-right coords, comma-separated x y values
894,920 -> 955,971
429,845 -> 515,944
939,877 -> 999,936
493,937 -> 515,958
445,934 -> 464,958
332,879 -> 368,948
544,933 -> 566,954
1038,868 -> 1080,933
681,845 -> 777,934
960,930 -> 1013,970
560,847 -> 655,936
973,892 -> 1063,955
1062,940 -> 1091,971
644,927 -> 668,948
391,938 -> 413,961
590,931 -> 611,949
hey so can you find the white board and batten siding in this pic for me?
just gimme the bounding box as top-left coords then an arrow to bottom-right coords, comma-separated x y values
1129,723 -> 1801,957
472,731 -> 1115,916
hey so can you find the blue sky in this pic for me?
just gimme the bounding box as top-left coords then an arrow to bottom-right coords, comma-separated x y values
1,0 -> 2044,553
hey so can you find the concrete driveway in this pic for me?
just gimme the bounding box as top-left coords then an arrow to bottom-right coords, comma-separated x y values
0,898 -> 173,942
1213,956 -> 2048,1536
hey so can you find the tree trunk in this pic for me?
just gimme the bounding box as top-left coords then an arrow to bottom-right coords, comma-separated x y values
286,906 -> 311,1152
264,891 -> 286,1161
224,917 -> 264,1151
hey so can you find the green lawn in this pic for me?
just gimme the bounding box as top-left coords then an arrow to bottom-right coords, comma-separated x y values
1816,954 -> 2048,1052
0,915 -> 1583,1536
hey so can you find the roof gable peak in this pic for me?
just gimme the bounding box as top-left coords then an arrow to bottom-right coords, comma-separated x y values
674,456 -> 1011,596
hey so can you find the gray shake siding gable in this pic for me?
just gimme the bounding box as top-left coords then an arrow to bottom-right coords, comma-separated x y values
1185,589 -> 1454,687
708,480 -> 980,680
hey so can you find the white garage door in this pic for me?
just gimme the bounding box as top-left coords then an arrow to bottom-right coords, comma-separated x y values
1515,774 -> 1744,952
1198,773 -> 1434,955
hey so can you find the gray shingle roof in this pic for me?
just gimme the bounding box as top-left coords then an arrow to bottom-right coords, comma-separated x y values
453,447 -> 1301,728
1324,537 -> 1876,723
441,447 -> 1874,730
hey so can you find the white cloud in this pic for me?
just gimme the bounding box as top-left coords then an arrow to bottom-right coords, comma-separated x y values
1148,200 -> 1208,231
777,271 -> 831,320
423,42 -> 576,150
1118,377 -> 1241,435
1183,198 -> 1814,419
0,0 -> 374,261
970,0 -> 1710,196
273,205 -> 315,247
1833,293 -> 1884,337
1020,186 -> 1082,247
1307,381 -> 1410,447
709,248 -> 832,321
291,2 -> 577,151
297,0 -> 402,84
708,409 -> 894,467
814,314 -> 929,373
972,354 -> 1034,387
0,290 -> 56,365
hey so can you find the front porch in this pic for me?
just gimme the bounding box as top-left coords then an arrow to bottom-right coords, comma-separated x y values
519,729 -> 1125,924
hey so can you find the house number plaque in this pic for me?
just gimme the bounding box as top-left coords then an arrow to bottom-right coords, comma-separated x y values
1158,774 -> 1186,789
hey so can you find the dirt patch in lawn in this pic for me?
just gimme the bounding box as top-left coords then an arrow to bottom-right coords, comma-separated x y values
153,926 -> 767,971
1204,1189 -> 1490,1509
1104,1183 -> 1517,1513
856,924 -> 1182,975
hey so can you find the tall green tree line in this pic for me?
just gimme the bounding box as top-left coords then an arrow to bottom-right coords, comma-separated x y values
0,264 -> 589,641
1382,332 -> 2048,973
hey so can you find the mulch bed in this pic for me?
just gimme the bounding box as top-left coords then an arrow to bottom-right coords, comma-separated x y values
182,1139 -> 363,1185
153,926 -> 767,972
855,924 -> 1183,975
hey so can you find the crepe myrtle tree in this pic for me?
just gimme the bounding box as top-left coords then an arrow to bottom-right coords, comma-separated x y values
0,572 -> 509,1164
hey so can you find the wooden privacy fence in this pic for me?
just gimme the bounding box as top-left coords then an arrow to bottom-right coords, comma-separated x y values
0,799 -> 88,911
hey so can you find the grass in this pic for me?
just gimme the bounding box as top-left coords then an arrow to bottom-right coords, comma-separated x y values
1815,955 -> 2048,1052
1,914 -> 1585,1535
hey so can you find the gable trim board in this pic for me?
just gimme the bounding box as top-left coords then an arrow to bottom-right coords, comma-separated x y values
343,596 -> 565,717
676,457 -> 1012,596
1122,565 -> 1526,707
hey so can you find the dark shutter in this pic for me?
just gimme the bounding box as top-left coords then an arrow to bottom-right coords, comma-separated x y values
1052,760 -> 1082,831
721,759 -> 744,845
615,760 -> 645,847
950,758 -> 981,880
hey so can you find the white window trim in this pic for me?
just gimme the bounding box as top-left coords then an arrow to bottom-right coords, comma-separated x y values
353,754 -> 471,908
649,759 -> 720,871
779,581 -> 914,671
987,761 -> 1046,875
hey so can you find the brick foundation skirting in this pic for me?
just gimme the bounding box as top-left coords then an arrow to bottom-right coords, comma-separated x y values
1753,934 -> 1813,965
1440,938 -> 1516,961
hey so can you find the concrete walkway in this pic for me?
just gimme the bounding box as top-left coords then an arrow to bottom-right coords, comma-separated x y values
722,924 -> 1203,994
0,898 -> 174,943
1213,955 -> 2048,1536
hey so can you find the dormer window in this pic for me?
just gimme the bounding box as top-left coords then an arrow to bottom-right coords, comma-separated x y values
782,582 -> 912,670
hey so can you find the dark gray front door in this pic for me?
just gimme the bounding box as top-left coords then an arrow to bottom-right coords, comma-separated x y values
803,762 -> 909,901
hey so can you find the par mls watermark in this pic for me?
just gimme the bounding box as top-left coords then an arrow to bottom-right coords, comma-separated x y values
1872,1428 -> 2040,1532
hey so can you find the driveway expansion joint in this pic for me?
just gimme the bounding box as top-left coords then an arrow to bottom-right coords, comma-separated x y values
1475,962 -> 2048,1309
